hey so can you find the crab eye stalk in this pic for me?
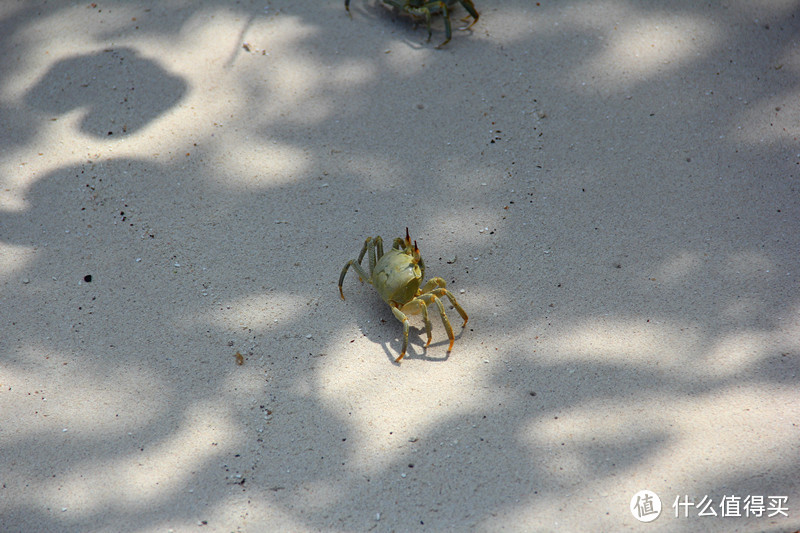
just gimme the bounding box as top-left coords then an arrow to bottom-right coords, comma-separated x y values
413,240 -> 421,262
405,227 -> 411,247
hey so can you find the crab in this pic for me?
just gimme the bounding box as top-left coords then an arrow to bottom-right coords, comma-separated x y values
345,0 -> 480,48
339,228 -> 468,362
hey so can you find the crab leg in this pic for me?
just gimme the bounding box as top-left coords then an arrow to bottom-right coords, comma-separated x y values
429,287 -> 468,326
338,259 -> 372,300
366,236 -> 383,276
399,297 -> 433,347
390,305 -> 411,362
339,236 -> 381,299
420,278 -> 469,326
457,0 -> 479,29
415,1 -> 451,47
419,299 -> 432,346
420,276 -> 446,293
428,2 -> 452,47
417,292 -> 455,350
375,235 -> 385,261
354,236 -> 370,270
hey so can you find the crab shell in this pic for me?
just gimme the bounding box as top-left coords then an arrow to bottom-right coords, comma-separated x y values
373,247 -> 423,306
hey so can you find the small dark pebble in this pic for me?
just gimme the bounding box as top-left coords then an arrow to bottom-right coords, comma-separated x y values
83,275 -> 92,282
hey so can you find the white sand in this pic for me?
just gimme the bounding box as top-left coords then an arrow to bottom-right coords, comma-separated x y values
1,1 -> 798,531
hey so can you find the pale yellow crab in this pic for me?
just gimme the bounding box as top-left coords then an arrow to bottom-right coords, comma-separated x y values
339,228 -> 468,362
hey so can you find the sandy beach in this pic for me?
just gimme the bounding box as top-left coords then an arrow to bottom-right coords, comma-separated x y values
1,1 -> 798,531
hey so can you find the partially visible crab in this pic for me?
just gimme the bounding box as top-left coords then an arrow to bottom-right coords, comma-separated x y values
339,228 -> 468,362
345,0 -> 479,48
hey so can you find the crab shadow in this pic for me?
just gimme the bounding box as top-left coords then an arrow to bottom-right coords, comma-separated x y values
340,289 -> 467,364
383,322 -> 468,364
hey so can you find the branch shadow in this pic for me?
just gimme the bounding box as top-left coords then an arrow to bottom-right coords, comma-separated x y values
25,47 -> 186,138
1,1 -> 799,532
